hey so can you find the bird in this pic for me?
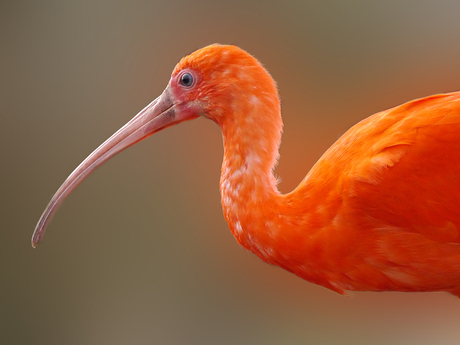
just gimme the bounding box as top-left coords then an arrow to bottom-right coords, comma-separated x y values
32,44 -> 460,298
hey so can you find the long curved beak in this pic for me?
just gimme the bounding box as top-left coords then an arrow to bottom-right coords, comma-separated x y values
32,87 -> 194,248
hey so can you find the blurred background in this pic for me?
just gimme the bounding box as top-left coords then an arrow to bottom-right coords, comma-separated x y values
2,0 -> 460,344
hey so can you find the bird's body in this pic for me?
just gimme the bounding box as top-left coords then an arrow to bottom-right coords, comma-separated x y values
33,44 -> 460,298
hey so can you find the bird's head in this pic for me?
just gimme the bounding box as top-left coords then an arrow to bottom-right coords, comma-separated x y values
167,44 -> 279,126
32,44 -> 280,247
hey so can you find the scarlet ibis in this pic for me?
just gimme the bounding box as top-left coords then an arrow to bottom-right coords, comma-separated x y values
33,44 -> 460,297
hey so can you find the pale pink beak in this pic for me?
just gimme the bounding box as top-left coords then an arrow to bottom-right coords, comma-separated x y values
32,86 -> 194,247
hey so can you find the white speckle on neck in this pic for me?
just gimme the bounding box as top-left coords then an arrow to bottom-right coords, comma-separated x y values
235,220 -> 243,234
246,151 -> 262,167
231,168 -> 244,179
265,221 -> 279,239
222,68 -> 232,77
238,69 -> 252,81
223,195 -> 231,207
223,180 -> 231,192
250,95 -> 260,105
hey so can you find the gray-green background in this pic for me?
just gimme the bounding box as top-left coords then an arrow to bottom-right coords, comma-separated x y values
2,1 -> 460,344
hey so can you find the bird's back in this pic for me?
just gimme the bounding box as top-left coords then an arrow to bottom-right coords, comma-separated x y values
287,91 -> 460,296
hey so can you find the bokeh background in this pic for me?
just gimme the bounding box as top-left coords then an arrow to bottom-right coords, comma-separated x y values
2,1 -> 460,344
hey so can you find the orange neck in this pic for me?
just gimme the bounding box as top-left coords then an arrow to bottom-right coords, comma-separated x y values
218,108 -> 343,292
218,98 -> 289,263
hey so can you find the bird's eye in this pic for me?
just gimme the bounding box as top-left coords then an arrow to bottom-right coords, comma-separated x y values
179,72 -> 194,87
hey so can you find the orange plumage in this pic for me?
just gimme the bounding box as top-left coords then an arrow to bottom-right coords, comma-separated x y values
32,44 -> 460,298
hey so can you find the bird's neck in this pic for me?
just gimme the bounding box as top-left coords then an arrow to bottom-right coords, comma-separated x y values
216,91 -> 338,291
218,99 -> 288,263
218,108 -> 337,289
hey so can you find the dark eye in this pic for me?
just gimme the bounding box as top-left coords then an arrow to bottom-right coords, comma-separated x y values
179,72 -> 194,87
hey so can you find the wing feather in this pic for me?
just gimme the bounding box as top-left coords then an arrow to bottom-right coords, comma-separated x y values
344,92 -> 460,243
302,92 -> 460,244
